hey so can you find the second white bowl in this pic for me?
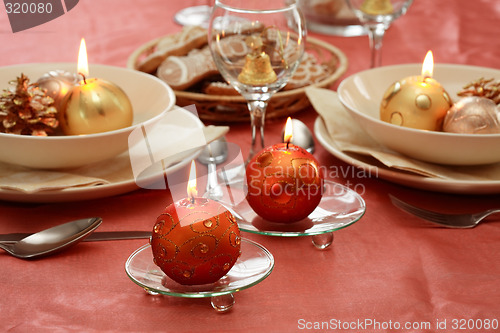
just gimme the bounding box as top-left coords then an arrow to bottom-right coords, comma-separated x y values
338,63 -> 500,165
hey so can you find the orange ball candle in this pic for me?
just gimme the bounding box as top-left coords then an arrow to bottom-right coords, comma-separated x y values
245,118 -> 324,223
151,162 -> 241,285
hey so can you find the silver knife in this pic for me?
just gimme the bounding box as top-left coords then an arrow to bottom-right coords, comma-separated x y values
0,231 -> 151,243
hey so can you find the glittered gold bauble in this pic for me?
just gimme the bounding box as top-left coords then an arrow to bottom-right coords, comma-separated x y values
380,76 -> 453,131
246,143 -> 324,223
150,197 -> 241,285
58,78 -> 133,135
443,96 -> 500,134
238,53 -> 277,85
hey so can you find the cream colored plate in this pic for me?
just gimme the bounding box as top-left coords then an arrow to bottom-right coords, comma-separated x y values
0,108 -> 204,203
314,117 -> 500,194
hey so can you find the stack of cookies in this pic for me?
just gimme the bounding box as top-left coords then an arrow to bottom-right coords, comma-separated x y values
135,26 -> 332,97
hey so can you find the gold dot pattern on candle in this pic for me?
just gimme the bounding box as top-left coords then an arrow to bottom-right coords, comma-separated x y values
390,112 -> 404,126
415,94 -> 431,109
150,198 -> 241,285
246,143 -> 324,223
380,76 -> 453,131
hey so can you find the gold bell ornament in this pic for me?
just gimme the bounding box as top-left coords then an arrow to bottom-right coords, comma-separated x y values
237,35 -> 277,85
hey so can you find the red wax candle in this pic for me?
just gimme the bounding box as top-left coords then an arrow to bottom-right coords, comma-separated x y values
150,162 -> 241,285
246,118 -> 324,223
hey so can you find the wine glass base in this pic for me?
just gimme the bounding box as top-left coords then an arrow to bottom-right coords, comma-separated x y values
174,5 -> 211,28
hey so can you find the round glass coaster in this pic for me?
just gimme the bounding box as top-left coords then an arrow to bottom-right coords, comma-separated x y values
223,180 -> 366,237
125,238 -> 274,298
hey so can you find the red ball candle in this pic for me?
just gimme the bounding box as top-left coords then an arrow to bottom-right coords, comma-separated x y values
151,162 -> 241,285
246,118 -> 324,223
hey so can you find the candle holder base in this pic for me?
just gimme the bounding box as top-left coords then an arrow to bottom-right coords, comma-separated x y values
311,232 -> 334,250
219,180 -> 365,248
210,294 -> 235,312
125,239 -> 273,312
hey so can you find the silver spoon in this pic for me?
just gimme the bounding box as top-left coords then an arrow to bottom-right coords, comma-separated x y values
281,118 -> 315,153
197,137 -> 228,200
0,217 -> 102,259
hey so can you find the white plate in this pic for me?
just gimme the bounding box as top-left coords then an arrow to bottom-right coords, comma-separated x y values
0,107 -> 204,203
314,117 -> 500,194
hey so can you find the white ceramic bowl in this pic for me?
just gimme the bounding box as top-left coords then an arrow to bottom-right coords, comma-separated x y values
0,63 -> 175,169
338,64 -> 500,165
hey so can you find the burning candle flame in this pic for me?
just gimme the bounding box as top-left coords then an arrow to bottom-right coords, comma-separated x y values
187,160 -> 197,201
77,38 -> 89,79
284,117 -> 293,144
421,50 -> 434,79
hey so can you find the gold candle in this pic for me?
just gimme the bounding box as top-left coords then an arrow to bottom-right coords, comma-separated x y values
380,51 -> 452,131
59,38 -> 133,135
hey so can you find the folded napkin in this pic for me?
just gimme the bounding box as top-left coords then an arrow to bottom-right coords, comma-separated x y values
306,87 -> 500,181
0,108 -> 229,193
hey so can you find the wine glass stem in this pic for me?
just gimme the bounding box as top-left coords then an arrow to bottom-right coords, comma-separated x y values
247,99 -> 268,163
367,24 -> 386,68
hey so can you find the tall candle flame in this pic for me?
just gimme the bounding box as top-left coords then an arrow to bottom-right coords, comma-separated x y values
187,160 -> 197,201
421,50 -> 434,79
77,38 -> 89,78
284,117 -> 293,144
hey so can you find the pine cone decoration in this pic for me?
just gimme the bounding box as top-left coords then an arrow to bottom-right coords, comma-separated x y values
0,73 -> 59,136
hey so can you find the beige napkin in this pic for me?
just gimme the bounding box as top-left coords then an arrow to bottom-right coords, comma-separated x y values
306,86 -> 500,181
0,122 -> 228,194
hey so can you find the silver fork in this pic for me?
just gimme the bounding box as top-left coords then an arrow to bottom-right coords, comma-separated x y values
389,195 -> 500,228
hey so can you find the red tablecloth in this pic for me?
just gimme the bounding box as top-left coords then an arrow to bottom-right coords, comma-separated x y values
1,1 -> 500,332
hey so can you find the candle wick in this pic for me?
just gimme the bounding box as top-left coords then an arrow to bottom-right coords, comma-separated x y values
286,140 -> 290,149
78,72 -> 87,85
190,196 -> 195,204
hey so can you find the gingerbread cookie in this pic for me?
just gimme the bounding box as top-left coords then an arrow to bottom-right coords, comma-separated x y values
137,26 -> 208,73
284,52 -> 330,90
157,46 -> 219,91
215,34 -> 250,61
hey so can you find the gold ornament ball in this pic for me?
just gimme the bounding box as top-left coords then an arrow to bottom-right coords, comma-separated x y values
59,78 -> 133,135
380,76 -> 453,131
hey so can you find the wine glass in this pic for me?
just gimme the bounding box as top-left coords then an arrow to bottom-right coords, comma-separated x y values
208,0 -> 306,163
174,1 -> 212,28
346,0 -> 413,68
